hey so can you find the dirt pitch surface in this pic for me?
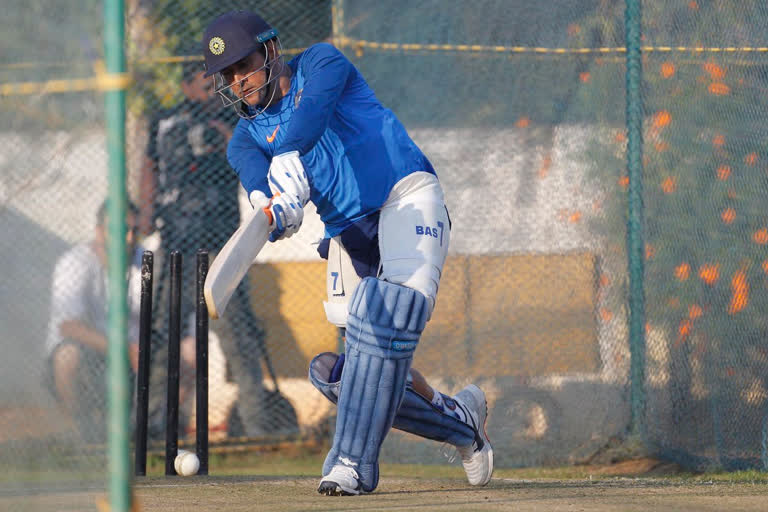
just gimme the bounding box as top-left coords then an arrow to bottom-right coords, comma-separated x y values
134,476 -> 768,512
6,476 -> 768,511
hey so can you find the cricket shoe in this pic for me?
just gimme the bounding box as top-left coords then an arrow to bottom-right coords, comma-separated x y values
453,384 -> 494,486
317,464 -> 363,496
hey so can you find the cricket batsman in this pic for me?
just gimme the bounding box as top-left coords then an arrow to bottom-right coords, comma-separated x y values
200,9 -> 493,495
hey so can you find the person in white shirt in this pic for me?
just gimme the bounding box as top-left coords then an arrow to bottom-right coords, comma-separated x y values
44,200 -> 141,443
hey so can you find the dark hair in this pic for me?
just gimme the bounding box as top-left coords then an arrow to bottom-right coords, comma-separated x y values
96,199 -> 139,228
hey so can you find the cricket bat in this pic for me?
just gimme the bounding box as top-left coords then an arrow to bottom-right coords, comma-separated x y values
204,205 -> 274,319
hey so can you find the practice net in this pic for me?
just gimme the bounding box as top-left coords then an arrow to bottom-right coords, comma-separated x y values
1,4 -> 767,508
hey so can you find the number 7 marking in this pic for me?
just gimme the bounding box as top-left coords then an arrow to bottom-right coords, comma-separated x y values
437,221 -> 445,246
331,271 -> 339,291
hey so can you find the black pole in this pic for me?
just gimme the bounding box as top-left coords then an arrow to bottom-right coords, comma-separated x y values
196,250 -> 209,475
134,251 -> 153,476
165,251 -> 182,475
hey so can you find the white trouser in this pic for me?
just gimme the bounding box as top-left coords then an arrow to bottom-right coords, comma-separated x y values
323,172 -> 450,327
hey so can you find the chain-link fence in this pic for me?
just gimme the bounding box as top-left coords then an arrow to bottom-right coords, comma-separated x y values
2,1 -> 768,508
1,2 -> 112,509
638,2 -> 768,471
125,0 -> 333,448
344,0 -> 632,468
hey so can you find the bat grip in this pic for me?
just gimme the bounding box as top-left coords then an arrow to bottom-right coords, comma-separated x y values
264,192 -> 281,225
262,206 -> 274,225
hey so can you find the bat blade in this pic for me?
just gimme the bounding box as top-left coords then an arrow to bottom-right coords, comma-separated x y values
204,206 -> 273,319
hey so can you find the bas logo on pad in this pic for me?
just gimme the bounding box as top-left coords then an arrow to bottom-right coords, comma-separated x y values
415,221 -> 445,246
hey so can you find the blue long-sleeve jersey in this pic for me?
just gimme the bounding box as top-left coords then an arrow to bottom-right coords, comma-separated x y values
227,43 -> 435,238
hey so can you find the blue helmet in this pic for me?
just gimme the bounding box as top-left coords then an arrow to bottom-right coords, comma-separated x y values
202,10 -> 284,118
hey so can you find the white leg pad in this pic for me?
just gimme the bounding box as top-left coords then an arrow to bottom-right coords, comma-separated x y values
378,172 -> 450,316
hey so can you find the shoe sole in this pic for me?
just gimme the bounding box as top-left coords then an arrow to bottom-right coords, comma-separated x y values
317,480 -> 361,496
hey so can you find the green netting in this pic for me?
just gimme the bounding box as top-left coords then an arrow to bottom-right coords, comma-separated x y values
335,0 -> 631,468
638,3 -> 768,470
0,3 -> 110,510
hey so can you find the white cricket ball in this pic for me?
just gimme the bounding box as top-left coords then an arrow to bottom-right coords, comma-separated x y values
174,449 -> 200,476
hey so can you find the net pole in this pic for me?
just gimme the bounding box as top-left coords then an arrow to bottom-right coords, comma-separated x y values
331,0 -> 345,47
624,0 -> 647,439
104,0 -> 132,509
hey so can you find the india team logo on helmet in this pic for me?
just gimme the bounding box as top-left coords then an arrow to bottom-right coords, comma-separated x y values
209,37 -> 225,56
202,10 -> 283,120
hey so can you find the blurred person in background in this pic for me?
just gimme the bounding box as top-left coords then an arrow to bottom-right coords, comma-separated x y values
44,199 -> 141,444
138,57 -> 277,438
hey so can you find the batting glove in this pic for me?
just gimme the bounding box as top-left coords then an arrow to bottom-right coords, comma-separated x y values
268,193 -> 303,242
268,151 -> 310,207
